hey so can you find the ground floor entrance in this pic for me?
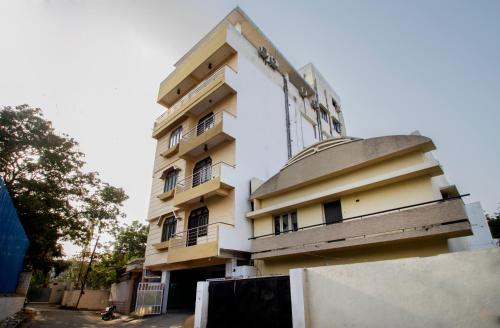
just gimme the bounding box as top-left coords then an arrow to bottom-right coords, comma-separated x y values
167,264 -> 225,311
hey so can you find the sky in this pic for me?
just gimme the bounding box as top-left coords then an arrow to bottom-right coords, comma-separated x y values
1,0 -> 499,255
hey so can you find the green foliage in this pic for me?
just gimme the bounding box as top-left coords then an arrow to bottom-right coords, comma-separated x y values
114,220 -> 148,262
0,105 -> 128,278
89,220 -> 148,288
487,210 -> 500,239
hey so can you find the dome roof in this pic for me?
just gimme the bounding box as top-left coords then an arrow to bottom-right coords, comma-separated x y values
250,135 -> 435,200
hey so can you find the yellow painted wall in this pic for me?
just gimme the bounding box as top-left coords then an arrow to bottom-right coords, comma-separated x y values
261,151 -> 426,208
158,24 -> 229,100
255,238 -> 450,276
340,175 -> 436,218
254,216 -> 272,237
252,175 -> 437,237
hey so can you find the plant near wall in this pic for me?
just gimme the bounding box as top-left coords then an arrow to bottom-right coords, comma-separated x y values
0,104 -> 128,282
486,206 -> 500,240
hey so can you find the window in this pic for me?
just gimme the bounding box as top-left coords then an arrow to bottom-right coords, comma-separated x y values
332,119 -> 342,134
162,169 -> 178,192
273,211 -> 298,235
197,112 -> 215,136
332,97 -> 338,110
320,108 -> 328,122
161,216 -> 177,242
324,200 -> 342,225
192,157 -> 212,187
187,206 -> 209,246
169,126 -> 183,148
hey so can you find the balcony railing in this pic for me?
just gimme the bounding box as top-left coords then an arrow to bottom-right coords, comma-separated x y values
250,194 -> 470,240
168,221 -> 233,249
250,195 -> 471,260
182,111 -> 234,142
154,65 -> 232,128
175,162 -> 235,194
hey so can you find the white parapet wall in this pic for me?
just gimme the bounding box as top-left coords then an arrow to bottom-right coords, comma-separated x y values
61,290 -> 109,310
0,296 -> 25,321
291,248 -> 500,328
448,202 -> 497,251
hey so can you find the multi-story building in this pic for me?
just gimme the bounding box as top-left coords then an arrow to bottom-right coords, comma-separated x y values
141,7 -> 491,316
142,7 -> 345,313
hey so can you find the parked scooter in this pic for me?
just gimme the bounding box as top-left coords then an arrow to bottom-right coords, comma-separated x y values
100,305 -> 116,321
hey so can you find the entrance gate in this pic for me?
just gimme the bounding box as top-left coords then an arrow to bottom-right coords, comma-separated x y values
135,282 -> 165,315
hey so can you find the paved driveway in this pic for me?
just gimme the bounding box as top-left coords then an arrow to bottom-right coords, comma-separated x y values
24,304 -> 191,328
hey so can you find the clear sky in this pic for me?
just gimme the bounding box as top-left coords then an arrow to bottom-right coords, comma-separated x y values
1,1 -> 499,255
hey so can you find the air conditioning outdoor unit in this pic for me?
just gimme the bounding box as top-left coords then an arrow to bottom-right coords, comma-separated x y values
267,56 -> 279,70
299,87 -> 309,98
311,99 -> 319,109
258,46 -> 269,60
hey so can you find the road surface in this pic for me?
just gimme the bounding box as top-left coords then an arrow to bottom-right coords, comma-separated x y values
24,304 -> 191,328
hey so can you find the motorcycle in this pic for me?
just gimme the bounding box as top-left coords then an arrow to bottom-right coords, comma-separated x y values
100,305 -> 116,321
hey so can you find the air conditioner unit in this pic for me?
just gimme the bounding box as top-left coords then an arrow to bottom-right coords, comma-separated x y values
267,56 -> 279,70
299,87 -> 309,98
311,99 -> 319,109
258,46 -> 269,60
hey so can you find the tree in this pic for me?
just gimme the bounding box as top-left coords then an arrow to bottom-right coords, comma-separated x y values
114,220 -> 148,262
63,220 -> 148,289
486,207 -> 500,239
0,105 -> 128,281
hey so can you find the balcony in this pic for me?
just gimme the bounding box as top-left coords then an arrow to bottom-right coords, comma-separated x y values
153,65 -> 238,139
178,111 -> 236,159
167,222 -> 234,264
173,162 -> 236,207
157,23 -> 237,107
251,197 -> 472,260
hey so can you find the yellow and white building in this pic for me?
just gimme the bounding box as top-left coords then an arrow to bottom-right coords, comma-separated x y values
142,7 -> 490,314
248,135 -> 473,275
143,7 -> 345,312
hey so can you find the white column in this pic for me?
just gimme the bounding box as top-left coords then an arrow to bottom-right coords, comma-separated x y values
160,271 -> 170,314
290,268 -> 309,328
194,281 -> 209,328
225,258 -> 237,277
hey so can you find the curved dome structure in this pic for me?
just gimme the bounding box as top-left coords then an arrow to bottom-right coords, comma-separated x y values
251,135 -> 436,200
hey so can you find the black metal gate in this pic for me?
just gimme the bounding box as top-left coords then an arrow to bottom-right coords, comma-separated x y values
27,287 -> 51,302
207,276 -> 292,328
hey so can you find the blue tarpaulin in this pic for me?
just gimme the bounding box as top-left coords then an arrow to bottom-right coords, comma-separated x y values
0,177 -> 29,294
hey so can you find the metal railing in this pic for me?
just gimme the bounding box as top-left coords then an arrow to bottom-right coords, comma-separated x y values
182,111 -> 234,142
250,194 -> 470,240
155,65 -> 233,128
175,161 -> 235,193
168,221 -> 233,249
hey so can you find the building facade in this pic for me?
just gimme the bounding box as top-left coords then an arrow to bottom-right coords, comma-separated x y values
142,7 -> 490,315
143,7 -> 345,313
248,135 -> 473,275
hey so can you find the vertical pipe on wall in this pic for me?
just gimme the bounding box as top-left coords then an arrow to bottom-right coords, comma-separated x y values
282,74 -> 293,159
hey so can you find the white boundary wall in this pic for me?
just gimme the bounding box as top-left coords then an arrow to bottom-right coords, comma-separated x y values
291,248 -> 500,328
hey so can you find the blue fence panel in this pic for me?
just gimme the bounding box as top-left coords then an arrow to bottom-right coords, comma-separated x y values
0,177 -> 29,293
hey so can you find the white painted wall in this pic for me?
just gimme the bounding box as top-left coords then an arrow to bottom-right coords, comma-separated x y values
293,248 -> 500,328
0,296 -> 24,321
448,202 -> 497,251
225,24 -> 290,251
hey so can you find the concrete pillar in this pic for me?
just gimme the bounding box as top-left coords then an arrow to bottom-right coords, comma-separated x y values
160,271 -> 170,314
290,268 -> 309,328
194,281 -> 209,328
225,258 -> 237,277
